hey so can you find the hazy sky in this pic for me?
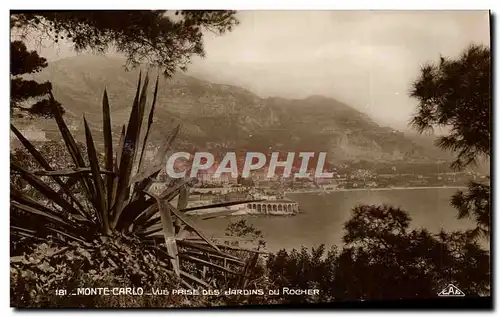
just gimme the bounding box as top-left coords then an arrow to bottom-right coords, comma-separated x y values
29,10 -> 490,130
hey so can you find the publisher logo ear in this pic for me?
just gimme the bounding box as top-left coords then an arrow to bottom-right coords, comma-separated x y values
438,284 -> 465,297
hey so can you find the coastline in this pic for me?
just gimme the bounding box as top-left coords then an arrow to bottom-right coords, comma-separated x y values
185,186 -> 468,217
285,186 -> 468,195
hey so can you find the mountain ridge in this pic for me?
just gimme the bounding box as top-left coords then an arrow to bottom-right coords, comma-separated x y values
15,55 -> 453,165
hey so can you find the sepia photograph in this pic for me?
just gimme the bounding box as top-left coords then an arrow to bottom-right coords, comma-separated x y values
9,9 -> 491,309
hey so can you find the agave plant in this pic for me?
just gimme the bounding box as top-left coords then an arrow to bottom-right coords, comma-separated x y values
10,73 -> 263,289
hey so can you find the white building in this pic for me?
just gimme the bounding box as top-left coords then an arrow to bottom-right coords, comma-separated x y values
11,125 -> 48,149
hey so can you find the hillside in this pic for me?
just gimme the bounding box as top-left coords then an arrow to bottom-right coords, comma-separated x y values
13,55 -> 453,165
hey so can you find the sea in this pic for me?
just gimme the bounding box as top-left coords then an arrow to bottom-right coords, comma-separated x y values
190,187 -> 482,253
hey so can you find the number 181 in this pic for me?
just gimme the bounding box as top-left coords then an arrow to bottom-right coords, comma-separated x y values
55,289 -> 67,296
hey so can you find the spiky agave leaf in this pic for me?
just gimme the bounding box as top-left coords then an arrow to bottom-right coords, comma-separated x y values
10,73 -> 256,289
111,73 -> 150,228
168,203 -> 221,252
83,117 -> 110,234
122,124 -> 181,229
11,162 -> 88,221
10,187 -> 96,245
47,91 -> 96,211
111,124 -> 126,205
137,74 -> 160,174
130,124 -> 180,188
101,89 -> 114,206
179,253 -> 240,275
115,125 -> 126,172
182,199 -> 264,213
131,178 -> 191,230
32,168 -> 115,177
11,125 -> 89,219
145,190 -> 180,276
174,184 -> 189,236
182,250 -> 245,265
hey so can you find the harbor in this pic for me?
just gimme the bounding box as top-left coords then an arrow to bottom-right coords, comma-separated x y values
162,184 -> 301,217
